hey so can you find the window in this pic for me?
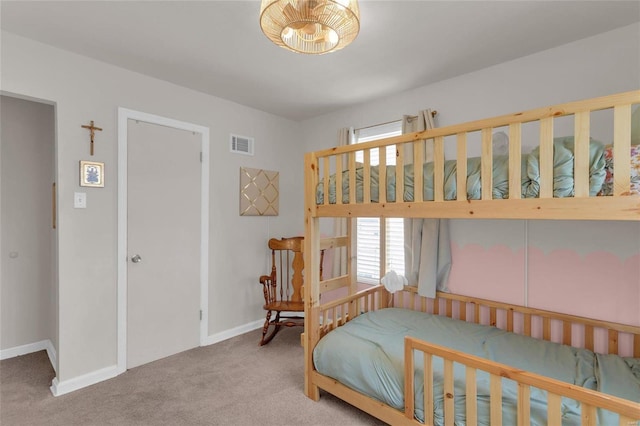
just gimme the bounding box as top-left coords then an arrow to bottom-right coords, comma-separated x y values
353,121 -> 405,284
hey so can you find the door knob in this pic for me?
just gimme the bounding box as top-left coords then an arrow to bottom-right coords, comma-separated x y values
131,254 -> 142,263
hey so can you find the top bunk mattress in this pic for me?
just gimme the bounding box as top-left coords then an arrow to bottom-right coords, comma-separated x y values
312,307 -> 640,425
316,139 -> 640,205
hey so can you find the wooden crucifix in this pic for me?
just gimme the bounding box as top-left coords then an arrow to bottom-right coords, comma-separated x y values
81,120 -> 103,156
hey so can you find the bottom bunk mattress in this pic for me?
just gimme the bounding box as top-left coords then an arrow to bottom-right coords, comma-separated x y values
312,308 -> 640,425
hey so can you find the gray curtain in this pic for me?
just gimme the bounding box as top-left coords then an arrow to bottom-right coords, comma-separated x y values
332,127 -> 352,278
402,110 -> 451,298
402,110 -> 435,162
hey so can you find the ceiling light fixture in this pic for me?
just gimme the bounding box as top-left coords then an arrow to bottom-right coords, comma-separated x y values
259,0 -> 360,55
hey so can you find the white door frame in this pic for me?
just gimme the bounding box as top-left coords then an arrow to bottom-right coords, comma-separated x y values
117,108 -> 209,373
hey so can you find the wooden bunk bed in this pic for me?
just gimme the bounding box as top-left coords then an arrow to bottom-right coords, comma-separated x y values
302,91 -> 640,425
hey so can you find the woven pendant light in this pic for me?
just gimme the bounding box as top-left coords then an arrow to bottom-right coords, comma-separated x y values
260,0 -> 360,54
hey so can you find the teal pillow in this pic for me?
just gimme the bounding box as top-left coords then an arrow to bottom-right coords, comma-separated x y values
595,353 -> 640,402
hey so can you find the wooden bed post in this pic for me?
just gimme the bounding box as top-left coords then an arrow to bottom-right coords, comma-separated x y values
304,152 -> 320,401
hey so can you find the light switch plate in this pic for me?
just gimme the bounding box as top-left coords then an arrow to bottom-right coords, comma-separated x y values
74,192 -> 87,208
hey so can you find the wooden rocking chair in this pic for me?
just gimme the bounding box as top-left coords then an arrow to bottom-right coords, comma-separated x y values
258,237 -> 323,346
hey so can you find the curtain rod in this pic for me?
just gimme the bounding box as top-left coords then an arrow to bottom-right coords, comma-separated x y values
354,110 -> 438,132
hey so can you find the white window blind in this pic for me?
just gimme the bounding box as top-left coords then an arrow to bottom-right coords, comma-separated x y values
354,121 -> 404,284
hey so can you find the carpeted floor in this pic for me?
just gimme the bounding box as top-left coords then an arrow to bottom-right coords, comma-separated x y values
0,328 -> 386,426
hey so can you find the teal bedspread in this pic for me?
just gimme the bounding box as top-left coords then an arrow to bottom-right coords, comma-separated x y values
316,137 -> 606,204
312,308 -> 640,425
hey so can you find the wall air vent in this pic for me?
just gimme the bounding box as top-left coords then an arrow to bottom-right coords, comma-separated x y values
230,134 -> 254,156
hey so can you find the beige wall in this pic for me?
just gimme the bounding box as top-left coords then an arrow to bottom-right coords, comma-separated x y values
1,95 -> 56,353
302,23 -> 640,152
1,31 -> 304,385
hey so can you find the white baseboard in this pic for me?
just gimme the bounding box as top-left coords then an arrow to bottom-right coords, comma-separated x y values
50,364 -> 119,397
1,339 -> 48,360
1,339 -> 57,372
203,319 -> 263,346
45,340 -> 58,374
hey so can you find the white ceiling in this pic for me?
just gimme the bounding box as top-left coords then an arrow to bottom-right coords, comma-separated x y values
2,1 -> 639,121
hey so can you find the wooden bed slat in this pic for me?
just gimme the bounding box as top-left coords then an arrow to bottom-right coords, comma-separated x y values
548,393 -> 562,426
509,122 -> 522,200
413,140 -> 424,202
456,133 -> 467,201
489,373 -> 502,425
323,158 -> 329,206
460,301 -> 467,321
581,403 -> 597,426
543,317 -> 551,341
481,128 -> 493,200
424,354 -> 434,426
563,320 -> 572,346
539,117 -> 554,199
518,383 -> 531,426
404,345 -> 415,419
348,151 -> 356,204
614,104 -> 632,196
379,146 -> 387,203
363,149 -> 371,203
434,136 -> 445,202
585,324 -> 595,351
609,329 -> 619,355
466,367 -> 478,426
335,154 -> 343,205
444,359 -> 455,426
332,307 -> 337,330
490,307 -> 497,327
574,111 -> 591,198
523,313 -> 531,336
396,144 -> 404,204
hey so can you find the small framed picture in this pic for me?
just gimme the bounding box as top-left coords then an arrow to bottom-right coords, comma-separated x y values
80,161 -> 105,187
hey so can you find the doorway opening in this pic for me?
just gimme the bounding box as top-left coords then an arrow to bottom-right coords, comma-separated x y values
0,94 -> 58,375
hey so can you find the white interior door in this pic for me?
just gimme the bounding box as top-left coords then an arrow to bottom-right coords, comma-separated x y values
126,119 -> 201,369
